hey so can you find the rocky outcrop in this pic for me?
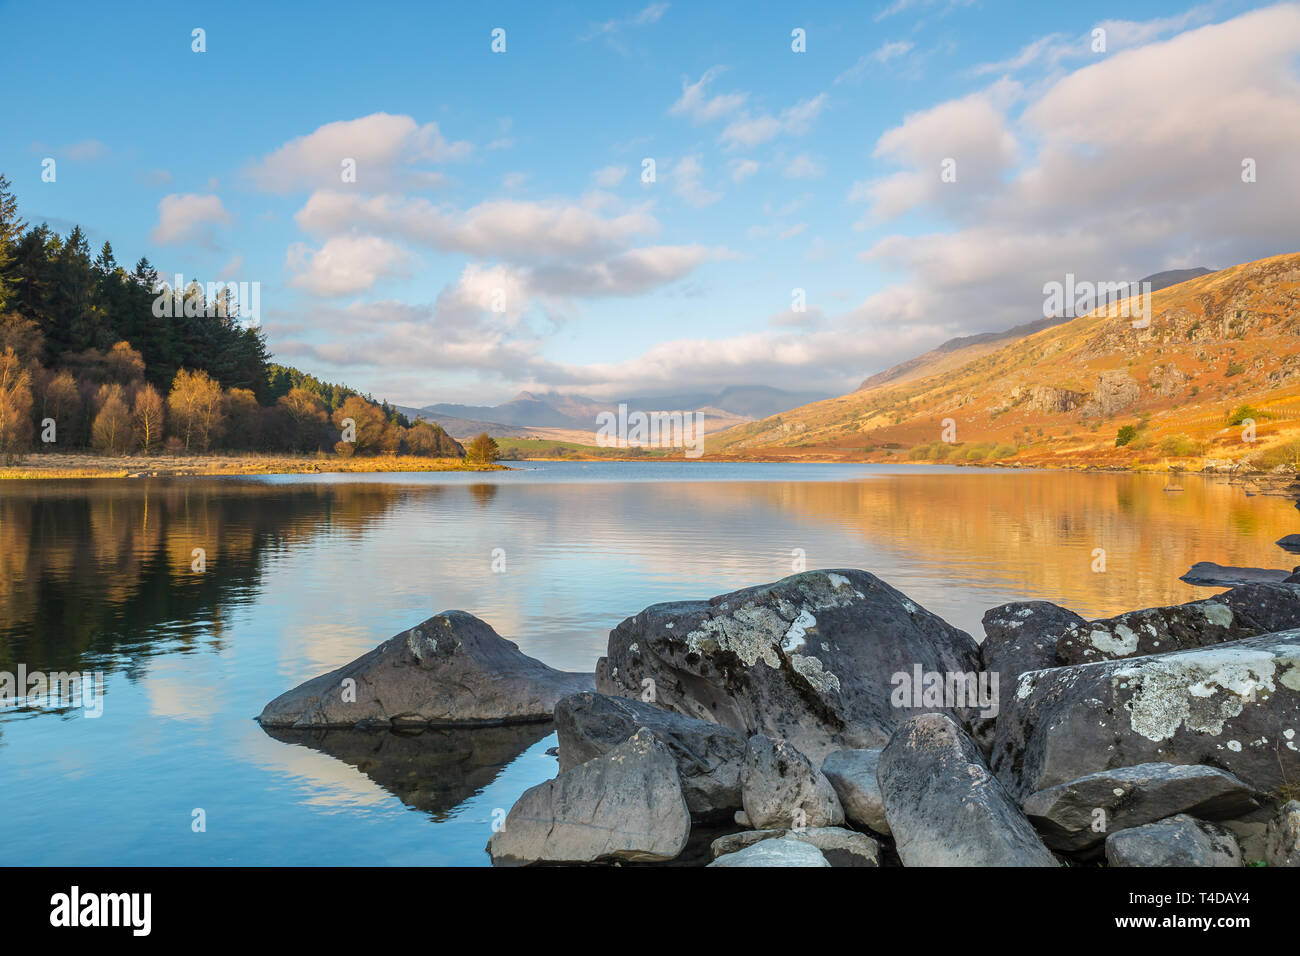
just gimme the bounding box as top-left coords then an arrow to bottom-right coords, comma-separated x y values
1104,815 -> 1242,867
709,826 -> 879,866
258,611 -> 594,729
1180,562 -> 1290,587
1021,763 -> 1260,852
879,714 -> 1057,867
553,691 -> 745,817
1080,370 -> 1140,418
1264,800 -> 1300,867
596,569 -> 981,763
487,728 -> 690,865
1054,599 -> 1258,664
991,632 -> 1300,800
820,748 -> 890,834
740,735 -> 844,830
980,601 -> 1084,682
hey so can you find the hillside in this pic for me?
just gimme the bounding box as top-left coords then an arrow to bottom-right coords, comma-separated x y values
711,252 -> 1300,469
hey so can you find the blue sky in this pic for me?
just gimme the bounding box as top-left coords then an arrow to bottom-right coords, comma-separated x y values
2,0 -> 1296,406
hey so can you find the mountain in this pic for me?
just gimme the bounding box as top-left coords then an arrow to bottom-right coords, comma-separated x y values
404,385 -> 832,435
857,268 -> 1215,392
712,253 -> 1300,466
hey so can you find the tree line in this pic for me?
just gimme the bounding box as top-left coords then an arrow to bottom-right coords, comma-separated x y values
0,173 -> 463,460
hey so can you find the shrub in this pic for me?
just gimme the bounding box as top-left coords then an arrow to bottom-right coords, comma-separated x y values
1115,424 -> 1138,447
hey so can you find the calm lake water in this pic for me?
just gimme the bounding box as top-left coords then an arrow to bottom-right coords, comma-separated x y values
2,461 -> 1296,865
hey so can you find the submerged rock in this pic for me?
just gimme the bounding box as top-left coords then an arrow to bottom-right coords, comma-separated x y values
1105,814 -> 1242,867
258,611 -> 593,729
1021,763 -> 1260,852
706,838 -> 829,867
1180,562 -> 1290,587
596,569 -> 981,763
1277,535 -> 1300,555
991,632 -> 1300,800
1055,599 -> 1257,664
487,728 -> 690,865
740,735 -> 844,830
709,826 -> 879,866
879,713 -> 1057,867
554,691 -> 745,817
820,748 -> 890,835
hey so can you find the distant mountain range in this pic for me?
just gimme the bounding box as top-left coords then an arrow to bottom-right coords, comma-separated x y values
397,385 -> 832,438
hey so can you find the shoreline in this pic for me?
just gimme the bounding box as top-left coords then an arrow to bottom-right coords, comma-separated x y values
0,453 -> 509,480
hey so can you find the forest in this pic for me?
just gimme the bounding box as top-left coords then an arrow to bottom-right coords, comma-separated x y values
0,174 -> 463,460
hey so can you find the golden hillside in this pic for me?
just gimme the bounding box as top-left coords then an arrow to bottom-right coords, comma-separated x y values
712,252 -> 1300,468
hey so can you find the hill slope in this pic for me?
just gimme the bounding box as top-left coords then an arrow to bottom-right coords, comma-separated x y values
712,253 -> 1300,468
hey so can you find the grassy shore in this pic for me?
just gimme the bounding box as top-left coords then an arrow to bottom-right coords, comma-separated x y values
0,452 -> 508,480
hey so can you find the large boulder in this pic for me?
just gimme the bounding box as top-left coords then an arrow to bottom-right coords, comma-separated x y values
487,728 -> 690,865
709,826 -> 879,866
596,569 -> 981,763
878,714 -> 1057,867
1054,599 -> 1257,664
1217,582 -> 1300,634
980,600 -> 1085,681
740,735 -> 844,830
1264,800 -> 1300,867
991,632 -> 1300,800
1180,562 -> 1290,587
1021,763 -> 1261,852
1104,815 -> 1242,867
258,611 -> 594,729
553,691 -> 745,817
706,838 -> 829,867
820,748 -> 890,834
1277,535 -> 1300,555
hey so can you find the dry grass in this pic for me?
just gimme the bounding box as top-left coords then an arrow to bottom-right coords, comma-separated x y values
0,452 -> 507,480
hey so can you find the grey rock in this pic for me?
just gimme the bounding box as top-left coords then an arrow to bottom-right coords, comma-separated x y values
596,569 -> 981,764
553,691 -> 745,817
820,748 -> 890,834
991,632 -> 1300,800
980,600 -> 1084,680
706,838 -> 830,867
741,735 -> 844,830
710,826 -> 880,866
1055,600 -> 1257,664
1218,582 -> 1300,633
1105,814 -> 1242,867
879,713 -> 1057,867
1022,762 -> 1261,852
1277,535 -> 1300,555
1265,800 -> 1300,867
487,728 -> 690,865
258,611 -> 594,729
1180,562 -> 1290,587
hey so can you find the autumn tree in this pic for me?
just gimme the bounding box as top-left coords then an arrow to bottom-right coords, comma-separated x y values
35,369 -> 80,446
0,347 -> 33,459
277,386 -> 328,452
167,368 -> 225,451
332,395 -> 398,456
222,387 -> 261,450
91,390 -> 134,455
132,383 -> 165,455
465,432 -> 500,465
405,420 -> 464,457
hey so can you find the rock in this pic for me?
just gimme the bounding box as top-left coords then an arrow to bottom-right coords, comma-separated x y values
1022,763 -> 1261,852
1180,562 -> 1290,587
596,569 -> 981,763
741,735 -> 844,830
1081,370 -> 1140,418
1264,800 -> 1300,866
991,632 -> 1300,800
980,601 -> 1085,680
553,691 -> 745,817
820,749 -> 890,834
706,838 -> 830,867
487,728 -> 690,865
258,611 -> 594,729
710,826 -> 879,866
1104,815 -> 1242,867
1217,582 -> 1300,634
1277,535 -> 1300,555
1055,599 -> 1258,664
734,810 -> 751,827
878,713 -> 1057,867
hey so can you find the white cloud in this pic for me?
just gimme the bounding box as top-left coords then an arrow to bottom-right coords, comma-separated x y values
150,193 -> 232,246
593,165 -> 628,187
672,155 -> 723,207
721,93 -> 828,148
669,67 -> 748,123
286,235 -> 416,297
783,154 -> 824,179
730,159 -> 759,182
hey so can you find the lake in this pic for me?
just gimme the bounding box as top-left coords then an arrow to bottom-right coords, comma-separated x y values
1,461 -> 1295,865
